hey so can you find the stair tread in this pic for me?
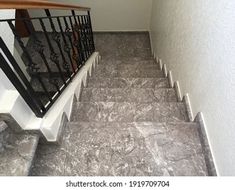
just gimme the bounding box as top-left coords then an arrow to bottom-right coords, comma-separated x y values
98,59 -> 159,66
93,67 -> 164,78
0,128 -> 39,176
72,102 -> 189,122
31,121 -> 208,176
80,87 -> 177,103
87,77 -> 169,88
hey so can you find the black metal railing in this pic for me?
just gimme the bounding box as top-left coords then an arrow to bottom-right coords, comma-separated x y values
0,9 -> 95,117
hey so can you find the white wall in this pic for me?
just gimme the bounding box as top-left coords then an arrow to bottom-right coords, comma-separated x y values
150,0 -> 235,176
29,0 -> 153,31
0,10 -> 16,92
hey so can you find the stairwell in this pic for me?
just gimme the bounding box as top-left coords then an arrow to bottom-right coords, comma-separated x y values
27,32 -> 209,176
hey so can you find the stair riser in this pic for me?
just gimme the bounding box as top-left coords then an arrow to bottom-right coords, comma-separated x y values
72,102 -> 189,122
80,88 -> 177,103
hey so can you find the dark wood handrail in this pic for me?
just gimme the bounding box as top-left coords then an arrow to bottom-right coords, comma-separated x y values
0,0 -> 90,11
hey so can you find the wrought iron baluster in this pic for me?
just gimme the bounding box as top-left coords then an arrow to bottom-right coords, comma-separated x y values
82,15 -> 91,56
77,14 -> 89,60
63,17 -> 81,68
70,11 -> 86,64
0,53 -> 43,117
57,17 -> 76,73
7,20 -> 53,103
23,18 -> 61,94
44,9 -> 72,79
82,15 -> 92,56
39,18 -> 67,87
87,11 -> 95,52
0,37 -> 46,112
72,10 -> 87,61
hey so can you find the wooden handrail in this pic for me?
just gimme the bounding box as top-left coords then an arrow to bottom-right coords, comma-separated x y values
0,0 -> 90,11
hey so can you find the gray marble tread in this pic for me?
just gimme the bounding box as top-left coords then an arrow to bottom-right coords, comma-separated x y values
72,102 -> 189,122
80,88 -> 177,103
98,59 -> 158,67
94,32 -> 152,59
30,121 -> 208,176
93,66 -> 164,78
96,63 -> 160,71
87,77 -> 169,89
0,127 -> 39,176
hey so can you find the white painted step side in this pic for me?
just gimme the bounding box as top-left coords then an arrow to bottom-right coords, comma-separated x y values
40,52 -> 100,141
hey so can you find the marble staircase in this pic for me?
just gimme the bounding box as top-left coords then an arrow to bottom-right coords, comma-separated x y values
29,32 -> 210,176
0,32 -> 212,176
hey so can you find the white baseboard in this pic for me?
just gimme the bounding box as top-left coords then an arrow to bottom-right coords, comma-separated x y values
195,112 -> 218,176
174,81 -> 182,102
183,93 -> 194,121
168,71 -> 174,88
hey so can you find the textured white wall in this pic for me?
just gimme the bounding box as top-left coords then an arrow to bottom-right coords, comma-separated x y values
150,0 -> 235,175
36,0 -> 153,31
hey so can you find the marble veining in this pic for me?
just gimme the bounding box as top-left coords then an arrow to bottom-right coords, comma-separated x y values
87,78 -> 169,89
30,32 -> 210,176
0,127 -> 39,176
31,122 -> 208,176
72,102 -> 189,122
93,66 -> 164,78
80,88 -> 177,103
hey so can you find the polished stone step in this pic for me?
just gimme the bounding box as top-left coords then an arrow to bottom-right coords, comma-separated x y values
30,121 -> 208,176
99,58 -> 158,67
96,63 -> 160,72
87,77 -> 169,89
80,88 -> 177,103
94,32 -> 152,59
93,66 -> 164,78
0,126 -> 39,176
72,102 -> 189,122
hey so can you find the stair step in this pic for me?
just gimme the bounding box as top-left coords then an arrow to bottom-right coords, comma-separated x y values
0,126 -> 39,176
96,63 -> 160,72
94,32 -> 152,58
93,66 -> 164,78
99,59 -> 158,66
87,77 -> 169,88
72,102 -> 189,122
31,121 -> 208,176
80,88 -> 177,103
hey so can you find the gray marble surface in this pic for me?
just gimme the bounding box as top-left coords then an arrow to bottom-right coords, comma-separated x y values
0,121 -> 8,133
87,77 -> 169,89
93,66 -> 164,78
94,32 -> 152,59
80,88 -> 177,103
98,58 -> 158,67
31,122 -> 208,176
72,102 -> 189,123
30,32 -> 210,176
0,127 -> 39,176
